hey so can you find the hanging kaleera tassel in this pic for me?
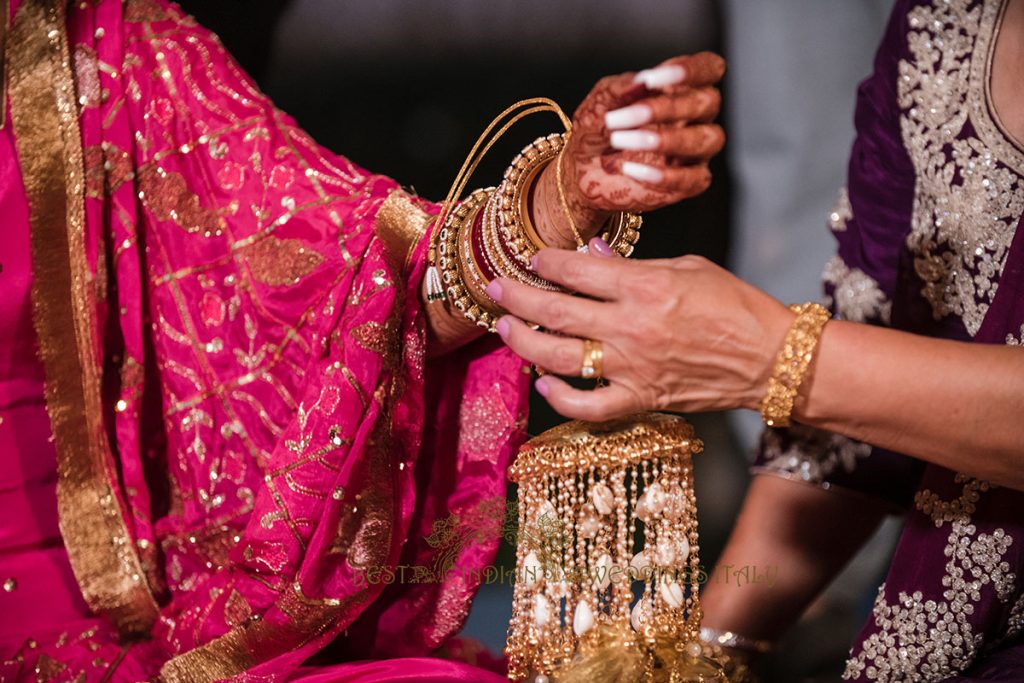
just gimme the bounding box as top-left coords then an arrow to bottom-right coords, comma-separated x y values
506,413 -> 726,683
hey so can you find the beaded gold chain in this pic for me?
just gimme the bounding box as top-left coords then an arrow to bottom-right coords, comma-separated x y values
506,414 -> 725,682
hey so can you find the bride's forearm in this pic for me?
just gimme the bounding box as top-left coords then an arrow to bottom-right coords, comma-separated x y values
530,163 -> 607,249
796,321 -> 1024,488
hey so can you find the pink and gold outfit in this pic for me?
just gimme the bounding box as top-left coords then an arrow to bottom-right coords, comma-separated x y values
0,0 -> 527,680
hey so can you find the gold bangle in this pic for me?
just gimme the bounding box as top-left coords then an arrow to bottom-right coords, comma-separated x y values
497,133 -> 645,265
516,156 -> 556,257
554,138 -> 586,250
759,302 -> 831,428
499,133 -> 566,267
481,191 -> 556,291
436,188 -> 494,329
600,209 -> 643,258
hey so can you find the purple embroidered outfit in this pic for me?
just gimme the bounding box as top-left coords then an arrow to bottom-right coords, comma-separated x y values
754,1 -> 1024,680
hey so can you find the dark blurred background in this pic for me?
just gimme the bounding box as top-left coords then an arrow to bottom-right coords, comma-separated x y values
182,2 -> 893,680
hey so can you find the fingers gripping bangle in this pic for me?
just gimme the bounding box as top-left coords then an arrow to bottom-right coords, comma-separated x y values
759,302 -> 831,428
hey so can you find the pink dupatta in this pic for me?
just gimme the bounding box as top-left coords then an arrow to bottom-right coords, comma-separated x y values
4,0 -> 528,680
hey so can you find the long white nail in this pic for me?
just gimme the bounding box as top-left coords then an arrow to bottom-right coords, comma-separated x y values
621,161 -> 664,184
634,65 -> 685,89
605,104 -> 652,130
610,130 -> 660,151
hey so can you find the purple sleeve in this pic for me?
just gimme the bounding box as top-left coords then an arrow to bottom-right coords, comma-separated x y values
752,0 -> 925,511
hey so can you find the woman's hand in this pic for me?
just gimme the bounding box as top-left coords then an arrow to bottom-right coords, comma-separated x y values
533,53 -> 727,248
485,242 -> 792,421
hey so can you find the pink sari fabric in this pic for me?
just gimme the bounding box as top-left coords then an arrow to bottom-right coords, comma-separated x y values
1,0 -> 528,680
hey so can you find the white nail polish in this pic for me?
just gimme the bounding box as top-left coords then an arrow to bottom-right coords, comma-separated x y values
634,65 -> 685,89
605,104 -> 652,130
610,130 -> 660,151
621,161 -> 664,184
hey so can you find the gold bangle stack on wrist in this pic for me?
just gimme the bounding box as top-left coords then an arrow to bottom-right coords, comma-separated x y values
427,130 -> 643,331
759,302 -> 831,428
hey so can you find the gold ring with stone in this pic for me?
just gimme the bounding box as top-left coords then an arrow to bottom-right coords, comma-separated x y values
581,339 -> 604,380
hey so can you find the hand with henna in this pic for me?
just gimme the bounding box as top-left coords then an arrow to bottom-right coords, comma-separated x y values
425,52 -> 726,354
531,52 -> 727,248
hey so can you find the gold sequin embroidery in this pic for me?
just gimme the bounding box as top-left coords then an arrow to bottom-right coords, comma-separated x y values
238,236 -> 325,287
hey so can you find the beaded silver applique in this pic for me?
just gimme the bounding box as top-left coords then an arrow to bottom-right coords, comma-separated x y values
757,423 -> 872,486
829,187 -> 853,233
899,0 -> 1024,337
823,255 -> 893,324
843,475 -> 1017,681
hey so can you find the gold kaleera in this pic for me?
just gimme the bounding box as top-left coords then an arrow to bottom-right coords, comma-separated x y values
505,413 -> 725,683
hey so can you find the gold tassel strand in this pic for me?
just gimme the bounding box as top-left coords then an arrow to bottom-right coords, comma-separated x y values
506,413 -> 726,682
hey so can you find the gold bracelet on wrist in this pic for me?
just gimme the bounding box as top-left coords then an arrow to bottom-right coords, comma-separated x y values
425,98 -> 647,328
498,133 -> 644,264
759,302 -> 831,428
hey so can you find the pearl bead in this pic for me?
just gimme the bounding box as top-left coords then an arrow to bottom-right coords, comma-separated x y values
643,482 -> 666,514
630,596 -> 651,631
630,549 -> 651,572
591,483 -> 614,515
659,580 -> 685,608
636,497 -> 652,523
573,600 -> 595,636
676,537 -> 691,562
536,499 -> 557,522
664,485 -> 687,521
654,541 -> 676,566
686,641 -> 703,658
533,594 -> 552,628
580,515 -> 602,539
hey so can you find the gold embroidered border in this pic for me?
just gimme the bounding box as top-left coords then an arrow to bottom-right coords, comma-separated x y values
374,189 -> 432,275
8,0 -> 158,635
158,587 -> 356,683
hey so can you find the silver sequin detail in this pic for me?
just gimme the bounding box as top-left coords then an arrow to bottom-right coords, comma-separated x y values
757,424 -> 872,486
823,255 -> 893,324
899,0 -> 1024,337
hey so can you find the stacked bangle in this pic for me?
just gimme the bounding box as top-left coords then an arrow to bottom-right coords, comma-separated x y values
428,131 -> 644,331
498,133 -> 565,268
498,133 -> 643,268
759,302 -> 831,427
435,189 -> 494,329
